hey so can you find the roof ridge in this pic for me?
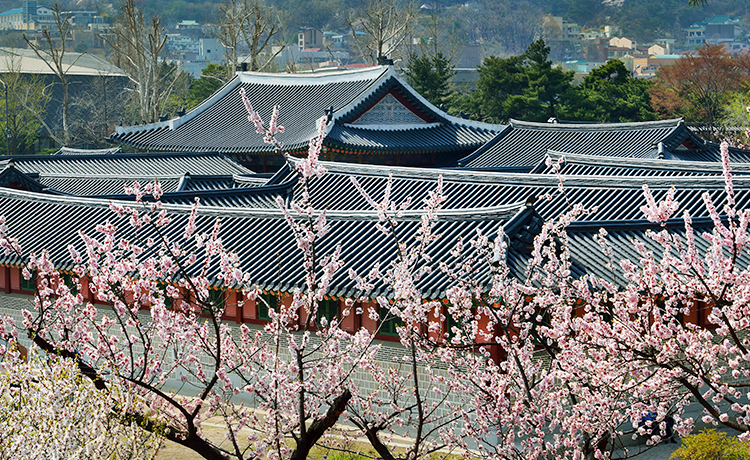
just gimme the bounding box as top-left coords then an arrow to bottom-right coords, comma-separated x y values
100,182 -> 292,200
544,150 -> 750,173
288,157 -> 750,188
0,187 -> 525,222
238,65 -> 389,85
509,118 -> 684,131
456,124 -> 514,166
39,173 -> 187,180
567,215 -> 724,231
0,151 -> 228,161
167,74 -> 243,132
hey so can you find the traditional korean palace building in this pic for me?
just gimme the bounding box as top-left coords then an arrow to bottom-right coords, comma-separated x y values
109,66 -> 501,172
3,71 -> 750,447
9,57 -> 750,359
1,150 -> 750,362
457,118 -> 750,171
107,66 -> 750,173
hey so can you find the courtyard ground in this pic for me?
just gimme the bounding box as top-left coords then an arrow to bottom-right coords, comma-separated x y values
154,414 -> 738,460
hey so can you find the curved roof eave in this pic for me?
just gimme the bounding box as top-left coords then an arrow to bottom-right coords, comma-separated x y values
456,124 -> 514,166
115,75 -> 244,136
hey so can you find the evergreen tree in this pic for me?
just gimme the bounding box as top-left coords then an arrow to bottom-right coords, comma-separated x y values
403,52 -> 455,108
560,59 -> 657,123
467,39 -> 573,123
186,64 -> 229,108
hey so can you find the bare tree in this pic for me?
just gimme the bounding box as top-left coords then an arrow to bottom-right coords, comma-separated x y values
69,72 -> 130,147
410,2 -> 461,61
24,3 -> 78,146
0,49 -> 54,153
503,3 -> 543,55
214,0 -> 284,79
101,0 -> 183,124
348,0 -> 417,65
455,0 -> 542,57
215,0 -> 245,80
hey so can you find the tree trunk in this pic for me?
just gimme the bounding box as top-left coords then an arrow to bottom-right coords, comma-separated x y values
289,389 -> 352,460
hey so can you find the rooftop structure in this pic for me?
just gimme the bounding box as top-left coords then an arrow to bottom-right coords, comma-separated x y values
109,66 -> 502,172
7,149 -> 750,227
0,186 -> 536,299
457,118 -> 749,171
0,168 -> 746,297
0,149 -> 747,364
532,151 -> 750,176
0,151 -> 257,196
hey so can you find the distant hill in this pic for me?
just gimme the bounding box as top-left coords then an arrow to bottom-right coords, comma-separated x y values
546,0 -> 747,42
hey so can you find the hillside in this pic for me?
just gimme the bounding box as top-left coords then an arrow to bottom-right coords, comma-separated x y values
546,0 -> 748,42
0,0 -> 744,49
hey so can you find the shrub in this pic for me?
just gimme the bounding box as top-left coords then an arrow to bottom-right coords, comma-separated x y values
671,430 -> 750,460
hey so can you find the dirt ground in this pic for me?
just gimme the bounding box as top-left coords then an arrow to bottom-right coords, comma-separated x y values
155,423 -> 228,460
153,420 -> 382,460
156,439 -> 205,460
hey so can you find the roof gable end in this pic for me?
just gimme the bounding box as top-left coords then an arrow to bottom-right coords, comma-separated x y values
349,90 -> 432,125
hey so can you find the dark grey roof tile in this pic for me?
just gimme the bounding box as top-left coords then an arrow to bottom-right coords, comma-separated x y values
4,152 -> 253,177
280,158 -> 750,222
458,118 -> 716,169
0,188 -> 530,299
532,151 -> 750,176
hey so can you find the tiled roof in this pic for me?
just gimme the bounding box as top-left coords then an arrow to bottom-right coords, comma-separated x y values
274,158 -> 750,222
53,147 -> 123,155
1,186 -> 745,295
111,67 -> 391,154
0,188 -> 533,299
39,173 -> 273,197
0,171 -> 270,198
530,151 -> 750,176
565,216 -> 750,286
179,174 -> 270,191
0,165 -> 47,193
98,182 -> 291,208
34,174 -> 182,196
671,142 -> 750,163
458,119 -> 714,170
325,122 -> 496,154
1,152 -> 253,177
14,151 -> 748,228
109,66 -> 502,158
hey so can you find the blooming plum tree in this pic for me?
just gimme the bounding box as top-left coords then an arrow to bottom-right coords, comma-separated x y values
413,142 -> 750,459
0,93 -> 426,460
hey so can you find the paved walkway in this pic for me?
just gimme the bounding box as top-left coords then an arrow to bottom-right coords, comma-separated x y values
614,440 -> 680,460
